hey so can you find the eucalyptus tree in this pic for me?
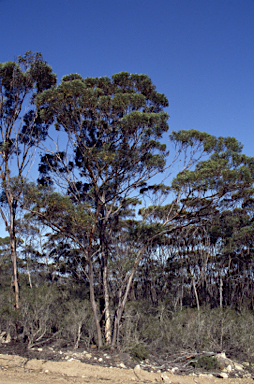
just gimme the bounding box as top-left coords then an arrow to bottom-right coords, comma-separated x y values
35,74 -> 230,346
135,133 -> 254,312
207,202 -> 254,309
0,52 -> 56,307
35,72 -> 171,346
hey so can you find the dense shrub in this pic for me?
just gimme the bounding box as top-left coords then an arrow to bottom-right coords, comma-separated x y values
119,302 -> 254,361
191,356 -> 219,370
129,343 -> 150,361
1,281 -> 254,361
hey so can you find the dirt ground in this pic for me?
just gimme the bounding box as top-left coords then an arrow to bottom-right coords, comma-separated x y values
0,353 -> 253,384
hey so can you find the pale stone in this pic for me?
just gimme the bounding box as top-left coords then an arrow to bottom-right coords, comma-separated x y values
234,362 -> 244,370
119,362 -> 127,369
98,358 -> 103,362
243,361 -> 250,367
4,333 -> 11,343
224,364 -> 232,372
161,372 -> 171,383
219,372 -> 228,379
134,364 -> 141,370
85,353 -> 92,359
171,367 -> 179,373
67,358 -> 80,362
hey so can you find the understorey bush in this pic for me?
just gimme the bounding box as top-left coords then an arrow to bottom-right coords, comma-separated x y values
119,302 -> 254,361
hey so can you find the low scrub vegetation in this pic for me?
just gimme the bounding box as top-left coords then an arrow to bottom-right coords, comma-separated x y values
1,284 -> 254,362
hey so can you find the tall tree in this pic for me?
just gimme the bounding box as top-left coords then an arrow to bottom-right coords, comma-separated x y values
36,72 -> 169,346
0,52 -> 56,307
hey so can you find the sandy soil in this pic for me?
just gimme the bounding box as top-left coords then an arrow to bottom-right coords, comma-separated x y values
0,354 -> 253,384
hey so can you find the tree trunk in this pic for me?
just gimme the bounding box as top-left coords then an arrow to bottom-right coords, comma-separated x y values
10,205 -> 19,309
88,258 -> 102,348
103,264 -> 112,345
219,276 -> 223,308
112,266 -> 137,348
192,276 -> 200,312
111,243 -> 150,348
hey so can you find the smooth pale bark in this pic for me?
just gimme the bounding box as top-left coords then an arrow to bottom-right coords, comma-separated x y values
192,277 -> 200,312
88,258 -> 103,348
111,244 -> 148,347
219,276 -> 223,308
10,239 -> 19,308
8,203 -> 20,309
103,264 -> 112,345
87,204 -> 103,348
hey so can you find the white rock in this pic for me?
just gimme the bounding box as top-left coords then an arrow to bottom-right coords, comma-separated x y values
224,364 -> 232,372
98,357 -> 103,362
171,367 -> 179,373
134,364 -> 141,370
161,372 -> 171,383
234,362 -> 244,370
119,362 -> 127,369
68,358 -> 80,362
94,357 -> 97,360
85,353 -> 92,359
219,372 -> 228,379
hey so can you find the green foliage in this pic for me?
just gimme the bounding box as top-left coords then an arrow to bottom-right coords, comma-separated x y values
129,343 -> 150,361
37,72 -> 169,199
191,356 -> 219,370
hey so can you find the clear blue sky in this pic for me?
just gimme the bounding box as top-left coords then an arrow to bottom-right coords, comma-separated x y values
1,0 -> 254,154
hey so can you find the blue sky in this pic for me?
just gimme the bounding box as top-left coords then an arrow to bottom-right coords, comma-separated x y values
1,0 -> 254,154
0,0 -> 254,235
